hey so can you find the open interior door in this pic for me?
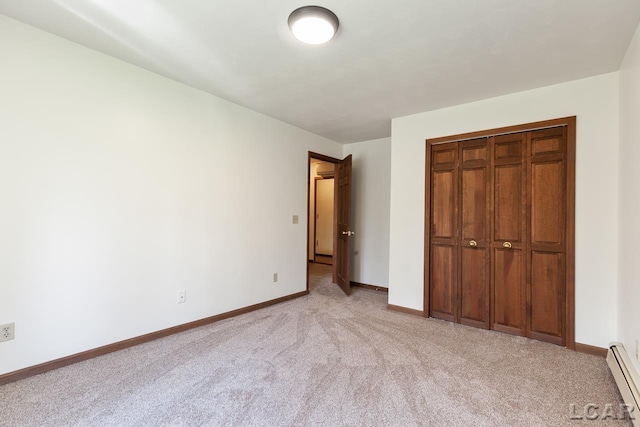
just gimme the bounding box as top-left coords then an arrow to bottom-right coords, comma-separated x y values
335,154 -> 353,295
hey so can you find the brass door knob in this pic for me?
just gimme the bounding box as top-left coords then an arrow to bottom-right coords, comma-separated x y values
503,242 -> 512,249
469,240 -> 477,247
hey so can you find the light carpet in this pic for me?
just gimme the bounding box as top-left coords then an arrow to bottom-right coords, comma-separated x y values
0,263 -> 629,426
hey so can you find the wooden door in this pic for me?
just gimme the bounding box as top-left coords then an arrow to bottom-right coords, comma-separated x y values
527,127 -> 566,345
429,143 -> 458,321
458,139 -> 490,328
491,133 -> 527,337
335,155 -> 352,295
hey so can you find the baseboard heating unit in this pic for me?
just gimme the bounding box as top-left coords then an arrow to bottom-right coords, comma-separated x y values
607,343 -> 640,427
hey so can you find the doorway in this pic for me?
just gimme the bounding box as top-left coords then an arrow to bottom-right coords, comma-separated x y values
311,160 -> 335,266
307,152 -> 353,295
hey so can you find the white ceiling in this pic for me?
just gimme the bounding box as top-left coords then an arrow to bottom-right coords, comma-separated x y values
1,1 -> 639,143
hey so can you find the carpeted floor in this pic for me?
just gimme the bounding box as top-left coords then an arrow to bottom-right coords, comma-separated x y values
0,263 -> 629,426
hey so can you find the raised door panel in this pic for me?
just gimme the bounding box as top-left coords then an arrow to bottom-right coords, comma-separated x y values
531,161 -> 564,246
531,127 -> 564,156
433,147 -> 457,166
460,247 -> 489,327
494,138 -> 522,161
462,144 -> 487,163
432,170 -> 456,240
430,244 -> 456,321
461,168 -> 487,240
494,165 -> 522,243
529,252 -> 564,345
492,248 -> 524,334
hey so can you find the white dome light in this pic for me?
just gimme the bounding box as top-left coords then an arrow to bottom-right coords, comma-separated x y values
288,6 -> 339,45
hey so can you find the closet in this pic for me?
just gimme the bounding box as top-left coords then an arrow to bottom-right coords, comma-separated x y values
425,117 -> 575,347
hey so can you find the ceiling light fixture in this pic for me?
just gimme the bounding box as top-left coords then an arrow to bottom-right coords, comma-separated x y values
288,6 -> 339,45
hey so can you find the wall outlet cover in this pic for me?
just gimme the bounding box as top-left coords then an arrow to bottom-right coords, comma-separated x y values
0,323 -> 15,342
273,272 -> 278,283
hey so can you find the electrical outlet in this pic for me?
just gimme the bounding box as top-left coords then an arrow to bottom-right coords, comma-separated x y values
292,215 -> 299,224
273,272 -> 278,283
177,290 -> 186,304
636,339 -> 639,360
0,323 -> 15,342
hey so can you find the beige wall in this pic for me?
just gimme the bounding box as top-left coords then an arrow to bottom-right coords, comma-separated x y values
618,20 -> 640,374
343,138 -> 391,287
0,16 -> 342,376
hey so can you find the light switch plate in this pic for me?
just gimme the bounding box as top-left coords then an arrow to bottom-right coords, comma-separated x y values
292,215 -> 299,224
177,290 -> 186,304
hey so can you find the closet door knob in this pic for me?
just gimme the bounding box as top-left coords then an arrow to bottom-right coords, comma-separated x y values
503,242 -> 512,249
469,240 -> 477,247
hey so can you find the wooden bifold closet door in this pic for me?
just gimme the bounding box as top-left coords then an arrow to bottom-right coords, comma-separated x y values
429,139 -> 491,328
427,119 -> 574,347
